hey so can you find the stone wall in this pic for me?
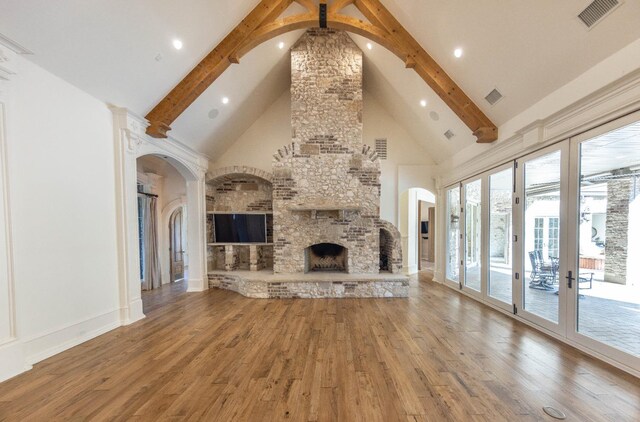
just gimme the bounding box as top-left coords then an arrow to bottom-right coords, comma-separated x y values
206,175 -> 272,213
272,29 -> 384,274
604,179 -> 632,284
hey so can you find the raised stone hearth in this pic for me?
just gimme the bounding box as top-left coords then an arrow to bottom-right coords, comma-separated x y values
208,271 -> 409,299
207,29 -> 407,298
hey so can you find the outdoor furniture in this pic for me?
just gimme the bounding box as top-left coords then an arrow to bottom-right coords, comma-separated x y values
528,251 -> 556,290
579,272 -> 593,290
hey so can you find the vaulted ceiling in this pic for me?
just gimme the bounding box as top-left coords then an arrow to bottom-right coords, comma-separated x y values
2,0 -> 640,164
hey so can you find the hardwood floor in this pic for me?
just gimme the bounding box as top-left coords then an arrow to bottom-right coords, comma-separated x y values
1,274 -> 639,421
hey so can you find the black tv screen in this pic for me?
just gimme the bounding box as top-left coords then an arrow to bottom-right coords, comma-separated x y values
214,214 -> 266,243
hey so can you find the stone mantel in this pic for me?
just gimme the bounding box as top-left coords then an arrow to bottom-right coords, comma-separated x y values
287,203 -> 362,212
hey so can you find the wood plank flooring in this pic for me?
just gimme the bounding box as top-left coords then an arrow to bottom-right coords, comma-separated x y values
1,274 -> 639,421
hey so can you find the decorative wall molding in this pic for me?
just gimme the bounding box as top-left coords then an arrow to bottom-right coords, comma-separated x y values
111,106 -> 210,325
0,101 -> 17,348
440,67 -> 640,187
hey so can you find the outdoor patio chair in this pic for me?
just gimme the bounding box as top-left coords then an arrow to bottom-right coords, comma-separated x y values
528,251 -> 556,290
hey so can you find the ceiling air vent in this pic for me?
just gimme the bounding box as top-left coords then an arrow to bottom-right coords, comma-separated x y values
375,138 -> 388,160
444,130 -> 455,140
485,88 -> 503,106
578,0 -> 620,29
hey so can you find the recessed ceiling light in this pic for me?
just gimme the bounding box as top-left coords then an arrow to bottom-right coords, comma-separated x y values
454,48 -> 463,58
222,97 -> 229,105
429,111 -> 440,121
173,39 -> 183,50
278,41 -> 285,49
420,100 -> 427,107
366,42 -> 373,50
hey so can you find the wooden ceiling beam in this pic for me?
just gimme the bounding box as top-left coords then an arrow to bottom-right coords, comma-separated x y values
353,0 -> 497,142
144,0 -> 294,138
145,0 -> 498,143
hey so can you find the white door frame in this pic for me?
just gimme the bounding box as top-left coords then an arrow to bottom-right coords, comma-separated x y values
111,107 -> 209,325
514,142 -> 570,336
484,162 -> 515,313
444,184 -> 463,290
461,177 -> 484,299
565,110 -> 640,373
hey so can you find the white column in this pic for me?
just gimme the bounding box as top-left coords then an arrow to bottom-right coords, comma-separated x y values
186,175 -> 208,292
111,107 -> 145,325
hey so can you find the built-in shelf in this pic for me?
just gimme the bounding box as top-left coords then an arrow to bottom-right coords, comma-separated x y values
208,243 -> 274,246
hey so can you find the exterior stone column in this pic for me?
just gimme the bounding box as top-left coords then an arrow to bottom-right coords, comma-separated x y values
604,179 -> 632,284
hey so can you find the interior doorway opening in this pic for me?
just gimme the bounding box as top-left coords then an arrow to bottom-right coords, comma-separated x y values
136,155 -> 188,294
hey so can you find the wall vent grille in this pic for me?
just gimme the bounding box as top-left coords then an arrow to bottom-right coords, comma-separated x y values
375,138 -> 388,159
485,88 -> 503,106
578,0 -> 620,28
444,130 -> 455,140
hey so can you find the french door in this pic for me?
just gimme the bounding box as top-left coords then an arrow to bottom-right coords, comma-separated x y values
513,142 -> 569,335
444,112 -> 640,374
565,113 -> 640,372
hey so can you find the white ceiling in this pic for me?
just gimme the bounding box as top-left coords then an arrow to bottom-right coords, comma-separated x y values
2,0 -> 640,163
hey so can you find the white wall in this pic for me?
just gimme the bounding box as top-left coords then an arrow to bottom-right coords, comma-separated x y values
213,89 -> 435,227
213,90 -> 292,173
0,51 -> 120,380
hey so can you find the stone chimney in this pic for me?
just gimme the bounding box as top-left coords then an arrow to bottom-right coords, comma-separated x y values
271,29 -> 386,275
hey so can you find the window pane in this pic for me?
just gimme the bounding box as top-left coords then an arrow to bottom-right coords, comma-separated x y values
489,168 -> 513,304
446,187 -> 461,282
523,151 -> 561,323
577,121 -> 640,357
465,179 -> 482,291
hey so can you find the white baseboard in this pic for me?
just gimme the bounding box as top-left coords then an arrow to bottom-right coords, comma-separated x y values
0,340 -> 30,382
432,271 -> 444,284
403,265 -> 418,275
24,309 -> 121,365
187,278 -> 206,292
122,298 -> 145,325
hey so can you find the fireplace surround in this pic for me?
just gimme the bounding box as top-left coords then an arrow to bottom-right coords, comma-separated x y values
206,29 -> 408,298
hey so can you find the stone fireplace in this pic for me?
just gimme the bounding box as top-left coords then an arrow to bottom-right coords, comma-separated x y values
305,243 -> 348,273
272,28 -> 382,275
206,29 -> 407,298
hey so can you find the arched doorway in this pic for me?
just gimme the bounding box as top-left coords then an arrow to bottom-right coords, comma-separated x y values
169,207 -> 185,282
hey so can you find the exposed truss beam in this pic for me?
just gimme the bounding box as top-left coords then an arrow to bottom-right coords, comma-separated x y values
145,0 -> 498,143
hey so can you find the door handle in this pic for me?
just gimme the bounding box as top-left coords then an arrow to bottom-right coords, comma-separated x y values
566,270 -> 575,289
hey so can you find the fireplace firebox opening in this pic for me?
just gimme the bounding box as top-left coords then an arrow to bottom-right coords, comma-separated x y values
305,243 -> 348,273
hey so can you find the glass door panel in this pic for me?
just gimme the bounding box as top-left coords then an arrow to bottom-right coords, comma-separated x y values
575,120 -> 640,358
523,150 -> 561,323
446,186 -> 461,283
488,168 -> 513,305
464,179 -> 482,291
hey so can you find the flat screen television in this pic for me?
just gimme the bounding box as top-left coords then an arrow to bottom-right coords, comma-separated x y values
214,213 -> 266,243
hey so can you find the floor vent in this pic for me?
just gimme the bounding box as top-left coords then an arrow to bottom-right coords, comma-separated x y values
375,138 -> 387,159
485,88 -> 503,106
578,0 -> 620,28
444,130 -> 455,140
